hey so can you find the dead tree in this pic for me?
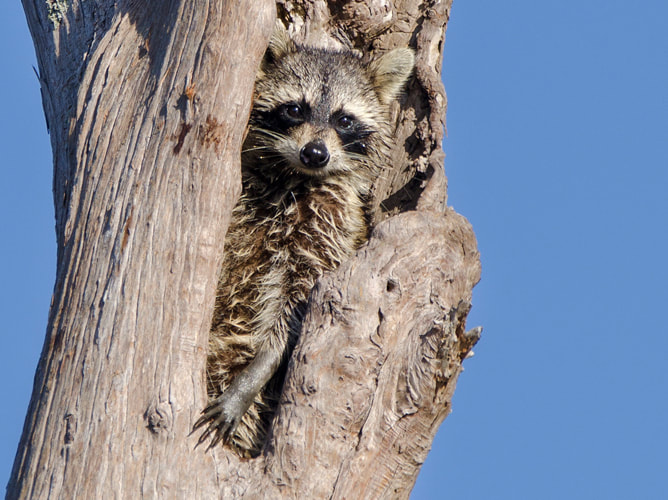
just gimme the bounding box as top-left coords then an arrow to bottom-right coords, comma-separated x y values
9,0 -> 480,498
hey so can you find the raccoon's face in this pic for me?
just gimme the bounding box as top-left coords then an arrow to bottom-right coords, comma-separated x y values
246,34 -> 414,181
254,97 -> 372,178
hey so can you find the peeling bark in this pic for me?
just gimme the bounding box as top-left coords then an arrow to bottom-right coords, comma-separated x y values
10,0 -> 479,498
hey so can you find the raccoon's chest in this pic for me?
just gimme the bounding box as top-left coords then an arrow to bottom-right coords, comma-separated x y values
226,179 -> 367,284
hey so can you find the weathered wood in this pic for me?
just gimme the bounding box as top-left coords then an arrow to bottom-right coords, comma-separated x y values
11,0 -> 479,498
10,1 -> 275,497
264,207 -> 480,498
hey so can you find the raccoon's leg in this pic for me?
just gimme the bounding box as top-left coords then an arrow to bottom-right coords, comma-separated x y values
195,343 -> 281,448
195,293 -> 303,450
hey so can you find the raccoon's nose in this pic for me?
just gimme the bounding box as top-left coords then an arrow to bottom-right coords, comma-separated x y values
300,140 -> 330,168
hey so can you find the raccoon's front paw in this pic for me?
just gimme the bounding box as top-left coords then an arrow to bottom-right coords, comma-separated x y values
194,390 -> 250,449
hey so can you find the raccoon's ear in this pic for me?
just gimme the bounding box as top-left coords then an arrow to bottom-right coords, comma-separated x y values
262,21 -> 296,67
369,48 -> 415,104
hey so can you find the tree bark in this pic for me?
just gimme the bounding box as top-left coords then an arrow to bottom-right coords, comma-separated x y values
9,0 -> 480,498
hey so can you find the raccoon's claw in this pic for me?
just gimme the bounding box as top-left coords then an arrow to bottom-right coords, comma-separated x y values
194,392 -> 247,450
195,348 -> 281,450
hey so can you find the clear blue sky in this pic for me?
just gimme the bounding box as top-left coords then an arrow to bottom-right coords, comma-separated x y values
2,1 -> 666,498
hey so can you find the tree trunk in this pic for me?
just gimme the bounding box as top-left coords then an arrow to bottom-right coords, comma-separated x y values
9,0 -> 480,498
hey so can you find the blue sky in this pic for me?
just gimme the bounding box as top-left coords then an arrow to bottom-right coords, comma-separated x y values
2,1 -> 667,498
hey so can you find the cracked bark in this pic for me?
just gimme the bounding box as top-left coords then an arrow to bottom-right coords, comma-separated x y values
9,0 -> 480,498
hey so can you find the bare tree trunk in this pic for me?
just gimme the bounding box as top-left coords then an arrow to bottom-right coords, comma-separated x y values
9,0 -> 480,498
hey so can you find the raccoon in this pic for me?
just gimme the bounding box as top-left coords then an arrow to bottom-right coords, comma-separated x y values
194,26 -> 414,457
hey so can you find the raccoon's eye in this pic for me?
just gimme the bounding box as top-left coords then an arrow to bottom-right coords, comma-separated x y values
282,104 -> 304,120
336,115 -> 355,131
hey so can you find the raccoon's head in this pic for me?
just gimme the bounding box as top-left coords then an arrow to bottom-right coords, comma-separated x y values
245,27 -> 414,183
